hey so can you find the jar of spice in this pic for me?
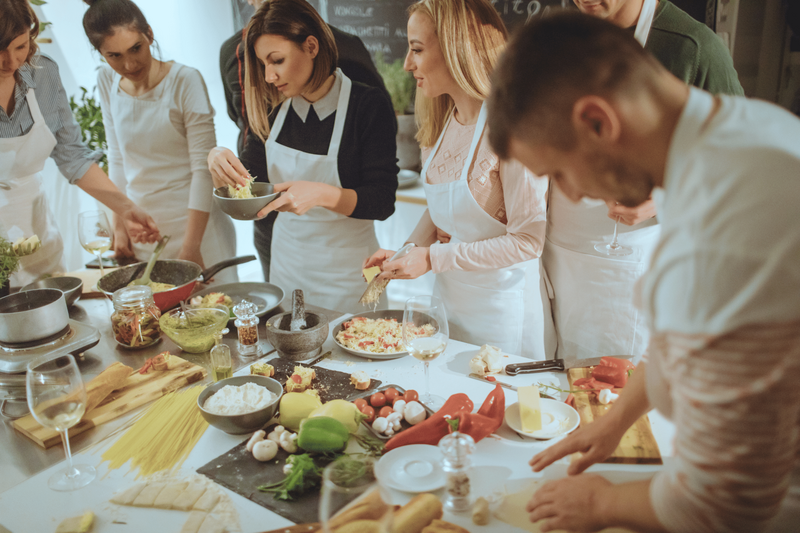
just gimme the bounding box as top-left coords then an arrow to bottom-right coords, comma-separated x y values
233,299 -> 260,356
439,429 -> 476,512
111,286 -> 161,349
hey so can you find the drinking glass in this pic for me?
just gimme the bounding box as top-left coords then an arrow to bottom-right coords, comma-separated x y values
26,354 -> 96,491
78,210 -> 114,277
594,216 -> 633,256
403,295 -> 448,410
319,456 -> 392,533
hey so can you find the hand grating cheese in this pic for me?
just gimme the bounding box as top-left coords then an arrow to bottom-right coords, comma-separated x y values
518,386 -> 542,432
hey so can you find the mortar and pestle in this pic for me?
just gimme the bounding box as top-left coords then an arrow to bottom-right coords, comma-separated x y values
265,289 -> 329,361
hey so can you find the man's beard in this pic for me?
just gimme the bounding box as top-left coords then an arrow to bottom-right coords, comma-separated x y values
592,150 -> 654,207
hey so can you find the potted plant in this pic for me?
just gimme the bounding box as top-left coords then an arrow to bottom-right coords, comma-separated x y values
376,52 -> 419,171
0,235 -> 42,298
69,87 -> 108,172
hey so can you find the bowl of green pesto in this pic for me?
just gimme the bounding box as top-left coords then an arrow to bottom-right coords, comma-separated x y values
159,306 -> 229,353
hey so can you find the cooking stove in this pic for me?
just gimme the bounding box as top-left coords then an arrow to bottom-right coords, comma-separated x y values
0,320 -> 100,418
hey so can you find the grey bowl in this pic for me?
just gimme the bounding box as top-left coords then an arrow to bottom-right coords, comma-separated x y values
265,311 -> 329,361
21,277 -> 83,307
197,375 -> 283,434
213,182 -> 281,221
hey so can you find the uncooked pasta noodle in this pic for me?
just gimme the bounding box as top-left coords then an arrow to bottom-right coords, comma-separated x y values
101,387 -> 208,478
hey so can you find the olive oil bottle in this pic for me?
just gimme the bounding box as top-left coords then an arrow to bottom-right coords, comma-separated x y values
210,329 -> 232,382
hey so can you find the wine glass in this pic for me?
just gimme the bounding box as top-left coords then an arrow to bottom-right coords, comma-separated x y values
319,456 -> 393,533
594,216 -> 633,256
403,295 -> 448,410
26,354 -> 96,491
78,210 -> 114,277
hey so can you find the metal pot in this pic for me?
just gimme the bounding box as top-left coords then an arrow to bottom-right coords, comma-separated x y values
0,289 -> 69,344
96,256 -> 255,311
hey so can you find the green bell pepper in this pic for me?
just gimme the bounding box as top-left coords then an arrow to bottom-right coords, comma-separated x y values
297,416 -> 350,453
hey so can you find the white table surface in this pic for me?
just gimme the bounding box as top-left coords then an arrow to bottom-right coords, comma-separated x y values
0,314 -> 675,533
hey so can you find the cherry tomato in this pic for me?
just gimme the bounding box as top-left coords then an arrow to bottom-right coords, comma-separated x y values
384,388 -> 400,402
291,374 -> 302,384
353,398 -> 368,410
392,396 -> 406,406
379,406 -> 394,418
360,405 -> 376,423
370,392 -> 387,408
404,390 -> 419,402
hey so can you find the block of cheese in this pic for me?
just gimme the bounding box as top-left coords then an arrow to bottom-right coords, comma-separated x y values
518,386 -> 542,433
363,266 -> 381,284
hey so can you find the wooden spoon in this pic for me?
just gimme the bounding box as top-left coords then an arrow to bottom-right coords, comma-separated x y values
129,235 -> 170,287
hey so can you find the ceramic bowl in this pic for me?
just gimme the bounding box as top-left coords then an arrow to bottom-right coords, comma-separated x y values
21,277 -> 83,308
197,375 -> 283,434
159,307 -> 229,353
213,183 -> 281,221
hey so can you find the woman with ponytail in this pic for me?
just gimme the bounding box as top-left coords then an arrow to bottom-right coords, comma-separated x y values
0,0 -> 160,288
83,0 -> 235,274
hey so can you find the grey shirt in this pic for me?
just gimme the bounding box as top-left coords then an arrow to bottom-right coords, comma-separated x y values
0,55 -> 102,184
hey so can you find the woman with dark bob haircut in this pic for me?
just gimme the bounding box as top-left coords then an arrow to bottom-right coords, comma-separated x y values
208,0 -> 398,312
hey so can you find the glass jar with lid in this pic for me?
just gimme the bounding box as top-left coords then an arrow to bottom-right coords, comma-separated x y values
111,286 -> 162,349
233,299 -> 260,356
439,429 -> 476,512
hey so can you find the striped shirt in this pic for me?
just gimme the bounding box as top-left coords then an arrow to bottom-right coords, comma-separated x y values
0,55 -> 101,184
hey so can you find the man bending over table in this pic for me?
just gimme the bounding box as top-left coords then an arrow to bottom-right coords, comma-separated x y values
487,12 -> 800,533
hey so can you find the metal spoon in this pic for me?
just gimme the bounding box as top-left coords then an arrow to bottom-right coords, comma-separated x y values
129,235 -> 170,287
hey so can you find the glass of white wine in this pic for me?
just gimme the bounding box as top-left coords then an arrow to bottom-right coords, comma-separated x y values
403,295 -> 448,410
26,354 -> 96,491
78,210 -> 114,277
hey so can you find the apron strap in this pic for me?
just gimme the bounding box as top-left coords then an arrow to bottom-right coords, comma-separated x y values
634,0 -> 657,46
327,69 -> 351,158
25,88 -> 47,125
267,97 -> 292,150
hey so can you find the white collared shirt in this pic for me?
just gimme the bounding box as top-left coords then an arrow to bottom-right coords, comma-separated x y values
290,73 -> 342,123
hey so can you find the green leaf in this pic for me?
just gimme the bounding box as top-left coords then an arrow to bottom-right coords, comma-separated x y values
29,0 -> 47,5
446,417 -> 459,433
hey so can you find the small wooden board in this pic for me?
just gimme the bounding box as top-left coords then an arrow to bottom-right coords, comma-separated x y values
13,356 -> 206,448
568,367 -> 661,464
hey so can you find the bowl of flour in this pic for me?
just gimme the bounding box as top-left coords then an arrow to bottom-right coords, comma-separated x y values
197,375 -> 283,434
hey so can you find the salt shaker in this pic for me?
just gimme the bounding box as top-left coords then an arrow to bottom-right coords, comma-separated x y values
439,429 -> 476,512
210,329 -> 232,382
233,299 -> 260,356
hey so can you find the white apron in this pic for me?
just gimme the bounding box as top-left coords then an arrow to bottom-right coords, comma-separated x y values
542,0 -> 658,361
0,89 -> 64,287
423,104 -> 548,359
107,66 -> 236,279
267,70 -> 383,314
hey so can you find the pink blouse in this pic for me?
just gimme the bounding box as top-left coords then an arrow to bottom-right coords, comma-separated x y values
408,115 -> 548,273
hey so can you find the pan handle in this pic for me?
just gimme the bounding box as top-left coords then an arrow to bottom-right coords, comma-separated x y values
200,255 -> 256,282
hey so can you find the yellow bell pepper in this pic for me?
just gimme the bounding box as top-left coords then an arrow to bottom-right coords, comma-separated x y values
308,399 -> 367,434
279,392 -> 323,431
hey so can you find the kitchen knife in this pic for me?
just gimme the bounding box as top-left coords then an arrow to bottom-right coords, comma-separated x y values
505,354 -> 635,376
467,373 -> 557,400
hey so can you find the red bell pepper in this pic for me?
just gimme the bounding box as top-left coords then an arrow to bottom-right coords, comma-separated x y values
384,393 -> 474,451
455,384 -> 505,443
591,357 -> 635,388
599,356 -> 635,371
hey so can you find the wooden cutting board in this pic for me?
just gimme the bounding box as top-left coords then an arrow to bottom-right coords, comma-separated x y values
13,356 -> 206,448
567,367 -> 661,464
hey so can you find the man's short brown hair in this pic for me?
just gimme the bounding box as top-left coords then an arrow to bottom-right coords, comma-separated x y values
488,11 -> 662,158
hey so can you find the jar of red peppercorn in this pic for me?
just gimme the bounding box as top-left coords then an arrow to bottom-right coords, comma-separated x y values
233,299 -> 260,356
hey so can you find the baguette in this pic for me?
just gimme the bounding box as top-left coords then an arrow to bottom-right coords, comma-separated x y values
422,520 -> 470,533
84,362 -> 133,414
333,520 -> 382,533
393,493 -> 443,533
327,488 -> 393,530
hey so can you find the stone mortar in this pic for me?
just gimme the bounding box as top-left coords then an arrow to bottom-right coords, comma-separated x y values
265,311 -> 329,361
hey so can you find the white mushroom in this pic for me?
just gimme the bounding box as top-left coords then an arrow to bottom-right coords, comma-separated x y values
279,430 -> 298,453
246,430 -> 266,452
393,400 -> 406,416
598,389 -> 620,405
372,417 -> 389,433
267,425 -> 286,443
252,439 -> 278,462
404,401 -> 426,425
385,427 -> 395,437
386,411 -> 403,431
283,462 -> 293,475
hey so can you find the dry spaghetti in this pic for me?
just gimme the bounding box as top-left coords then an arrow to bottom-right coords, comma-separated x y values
101,386 -> 208,478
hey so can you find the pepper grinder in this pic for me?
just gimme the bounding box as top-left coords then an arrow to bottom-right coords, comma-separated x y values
233,299 -> 260,356
210,329 -> 232,382
439,429 -> 476,512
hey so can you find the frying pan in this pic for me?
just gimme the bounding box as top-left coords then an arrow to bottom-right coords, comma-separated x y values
97,256 -> 256,311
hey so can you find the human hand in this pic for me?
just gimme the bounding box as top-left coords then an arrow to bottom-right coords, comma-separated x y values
208,146 -> 250,189
363,249 -> 396,270
177,245 -> 205,269
606,197 -> 656,226
113,222 -> 135,259
529,413 -> 628,475
120,205 -> 160,244
378,247 -> 431,280
527,474 -> 612,532
436,227 -> 451,243
256,181 -> 331,217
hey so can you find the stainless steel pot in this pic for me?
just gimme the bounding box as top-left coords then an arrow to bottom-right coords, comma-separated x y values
0,289 -> 69,344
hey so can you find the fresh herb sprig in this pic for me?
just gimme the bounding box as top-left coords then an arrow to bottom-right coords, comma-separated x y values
535,383 -> 601,396
258,453 -> 323,501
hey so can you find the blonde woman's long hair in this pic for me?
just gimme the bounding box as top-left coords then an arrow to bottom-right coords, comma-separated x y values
409,0 -> 507,148
244,0 -> 337,141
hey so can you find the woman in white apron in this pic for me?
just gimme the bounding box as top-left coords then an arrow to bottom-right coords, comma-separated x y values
364,0 -> 552,359
84,0 -> 236,279
1,1 -> 159,289
207,0 -> 398,312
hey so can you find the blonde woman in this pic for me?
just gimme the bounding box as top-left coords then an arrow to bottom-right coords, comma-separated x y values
364,0 -> 552,359
208,0 -> 398,312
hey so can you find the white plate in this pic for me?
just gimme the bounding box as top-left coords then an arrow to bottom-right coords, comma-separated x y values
332,310 -> 410,360
505,399 -> 580,440
375,444 -> 446,493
